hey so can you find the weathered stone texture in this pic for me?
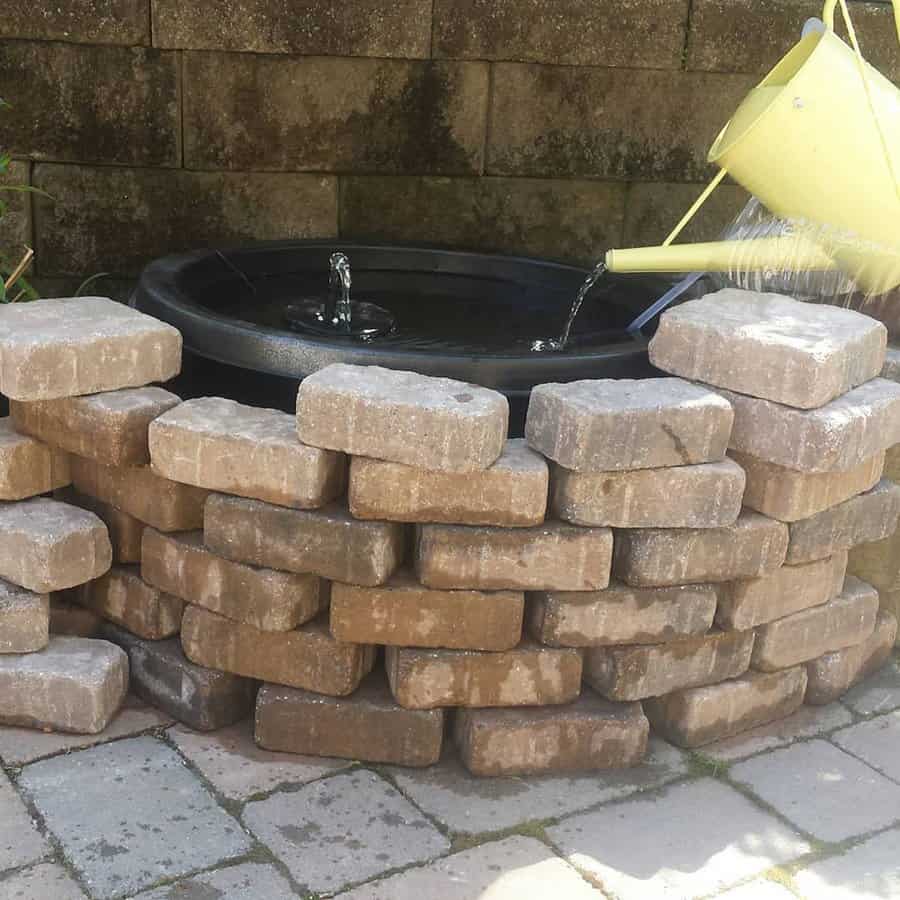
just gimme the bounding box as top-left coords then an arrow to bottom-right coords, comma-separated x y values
11,387 -> 181,467
0,636 -> 128,733
435,0 -> 689,68
0,498 -> 112,593
644,667 -> 807,748
385,641 -> 583,709
584,629 -> 754,701
256,675 -> 444,766
349,439 -> 548,527
719,379 -> 900,473
149,398 -> 346,508
551,458 -> 744,528
649,290 -> 887,409
49,593 -> 101,638
34,164 -> 338,277
0,297 -> 182,401
55,488 -> 145,564
182,606 -> 376,695
878,590 -> 900,644
886,443 -> 900,482
614,510 -> 788,587
805,610 -> 898,706
0,1 -> 149,45
488,63 -> 755,180
0,41 -> 178,166
848,524 -> 900,592
882,345 -> 900,382
341,175 -> 627,266
0,580 -> 48,653
204,494 -> 404,587
716,552 -> 848,631
0,160 -> 31,263
0,418 -> 70,501
184,53 -> 488,174
297,364 -> 508,472
102,623 -> 256,731
752,577 -> 880,672
154,0 -> 431,57
331,572 -> 524,650
79,565 -> 184,641
70,457 -> 209,532
786,479 -> 900,564
735,450 -> 885,522
528,582 -> 717,647
455,692 -> 649,777
142,529 -> 323,632
416,521 -> 612,591
526,378 -> 732,472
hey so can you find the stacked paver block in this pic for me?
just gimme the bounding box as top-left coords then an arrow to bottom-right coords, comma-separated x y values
647,290 -> 899,746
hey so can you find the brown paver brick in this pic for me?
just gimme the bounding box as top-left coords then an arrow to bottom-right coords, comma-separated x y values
416,520 -> 612,591
56,487 -> 145,563
182,605 -> 376,695
204,494 -> 405,586
256,673 -> 444,766
526,377 -> 732,471
349,438 -> 548,526
70,456 -> 209,531
752,576 -> 880,672
0,418 -> 70,500
584,629 -> 755,701
455,691 -> 648,776
649,289 -> 887,409
142,528 -> 323,631
49,592 -> 102,637
149,397 -> 346,508
386,640 -> 583,709
644,667 -> 807,748
331,570 -> 523,650
527,581 -> 717,647
0,578 -> 48,653
296,363 -> 508,471
613,510 -> 788,587
0,297 -> 182,401
805,610 -> 898,705
11,387 -> 180,467
848,522 -> 900,591
551,458 -> 744,527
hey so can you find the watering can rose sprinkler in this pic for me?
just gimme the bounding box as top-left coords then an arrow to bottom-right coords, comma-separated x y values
607,0 -> 900,299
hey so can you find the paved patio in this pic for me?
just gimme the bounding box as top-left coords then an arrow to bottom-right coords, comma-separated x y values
1,655 -> 898,900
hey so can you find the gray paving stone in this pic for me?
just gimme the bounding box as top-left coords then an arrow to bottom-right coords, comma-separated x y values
0,862 -> 87,899
0,695 -> 172,766
388,736 -> 686,834
334,835 -> 602,899
168,719 -> 349,801
242,770 -> 450,894
832,711 -> 900,784
729,739 -> 900,842
132,862 -> 296,900
840,654 -> 900,716
701,702 -> 853,762
548,778 -> 810,900
794,828 -> 900,899
0,769 -> 49,871
19,736 -> 252,899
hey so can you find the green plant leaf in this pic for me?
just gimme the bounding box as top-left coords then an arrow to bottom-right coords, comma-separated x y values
0,280 -> 6,304
0,185 -> 53,200
75,272 -> 112,296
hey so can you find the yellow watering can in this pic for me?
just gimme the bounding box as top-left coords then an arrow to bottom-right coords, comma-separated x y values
606,0 -> 900,296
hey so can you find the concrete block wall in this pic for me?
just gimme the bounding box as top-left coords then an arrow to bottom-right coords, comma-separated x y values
0,1 -> 895,288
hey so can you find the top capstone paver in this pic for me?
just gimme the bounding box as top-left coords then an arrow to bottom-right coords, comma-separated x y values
525,377 -> 733,471
296,364 -> 508,472
649,289 -> 887,409
0,297 -> 182,401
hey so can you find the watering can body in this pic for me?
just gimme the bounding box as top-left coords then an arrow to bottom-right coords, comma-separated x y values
606,3 -> 900,296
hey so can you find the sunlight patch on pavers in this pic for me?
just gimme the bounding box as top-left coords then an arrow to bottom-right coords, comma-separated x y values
832,711 -> 900,783
168,720 -> 349,801
730,739 -> 900,842
18,736 -> 251,899
547,777 -> 810,900
839,656 -> 900,716
388,736 -> 686,834
242,769 -> 449,895
794,828 -> 900,899
0,769 -> 49,871
334,836 -> 602,899
133,862 -> 296,899
0,862 -> 87,899
717,879 -> 797,899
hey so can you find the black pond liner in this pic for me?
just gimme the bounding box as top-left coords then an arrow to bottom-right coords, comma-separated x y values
131,240 -> 682,433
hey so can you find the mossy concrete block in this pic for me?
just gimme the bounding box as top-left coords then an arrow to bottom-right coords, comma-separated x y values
0,1 -> 149,44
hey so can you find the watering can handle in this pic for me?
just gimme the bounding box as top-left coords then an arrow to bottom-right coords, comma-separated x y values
822,0 -> 900,45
